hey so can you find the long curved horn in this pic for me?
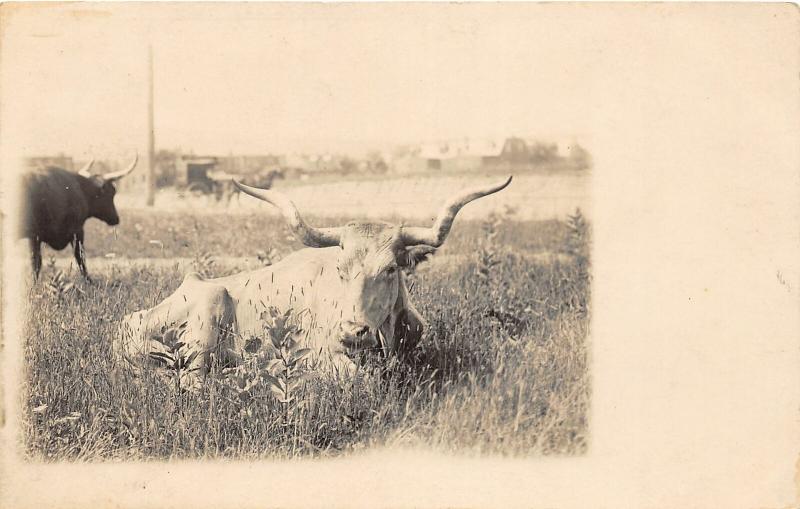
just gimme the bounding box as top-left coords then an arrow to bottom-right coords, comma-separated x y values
77,159 -> 95,177
104,153 -> 138,181
401,176 -> 513,247
232,180 -> 341,248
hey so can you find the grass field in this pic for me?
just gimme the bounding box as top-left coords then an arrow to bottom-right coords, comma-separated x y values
21,208 -> 591,460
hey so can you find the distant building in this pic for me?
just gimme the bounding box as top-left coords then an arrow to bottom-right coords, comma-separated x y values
391,143 -> 443,174
390,137 -> 513,173
390,135 -> 590,174
217,154 -> 283,176
283,153 -> 313,173
310,153 -> 340,173
498,137 -> 531,165
439,139 -> 505,172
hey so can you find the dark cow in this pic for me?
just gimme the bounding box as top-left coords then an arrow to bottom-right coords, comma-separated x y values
21,155 -> 138,281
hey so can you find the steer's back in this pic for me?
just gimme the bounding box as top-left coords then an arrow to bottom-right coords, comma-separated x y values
118,247 -> 344,372
217,247 -> 342,341
22,167 -> 88,247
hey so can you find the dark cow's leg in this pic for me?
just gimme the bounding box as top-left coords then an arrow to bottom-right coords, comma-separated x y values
30,237 -> 42,281
73,231 -> 92,282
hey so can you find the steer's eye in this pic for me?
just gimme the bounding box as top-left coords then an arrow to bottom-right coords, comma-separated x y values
385,266 -> 397,277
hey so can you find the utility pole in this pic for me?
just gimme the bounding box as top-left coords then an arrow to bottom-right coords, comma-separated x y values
146,43 -> 156,206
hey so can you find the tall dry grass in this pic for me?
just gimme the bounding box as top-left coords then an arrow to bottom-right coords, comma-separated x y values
21,210 -> 590,460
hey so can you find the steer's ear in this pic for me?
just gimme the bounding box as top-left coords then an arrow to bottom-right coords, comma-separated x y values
400,245 -> 437,269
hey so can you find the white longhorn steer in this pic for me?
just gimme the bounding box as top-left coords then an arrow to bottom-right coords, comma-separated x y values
118,176 -> 512,379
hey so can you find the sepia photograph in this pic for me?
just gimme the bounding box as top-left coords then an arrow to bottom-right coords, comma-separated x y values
10,4 -> 591,462
1,3 -> 797,508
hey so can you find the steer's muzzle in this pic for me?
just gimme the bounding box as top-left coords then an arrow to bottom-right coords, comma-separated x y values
339,321 -> 378,350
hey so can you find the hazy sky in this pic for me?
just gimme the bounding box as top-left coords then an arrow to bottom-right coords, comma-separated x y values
1,4 -> 597,159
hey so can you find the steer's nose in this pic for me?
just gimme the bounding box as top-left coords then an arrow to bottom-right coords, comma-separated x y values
341,321 -> 370,338
339,321 -> 377,350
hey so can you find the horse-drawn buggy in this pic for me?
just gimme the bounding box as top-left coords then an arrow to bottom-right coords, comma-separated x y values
176,156 -> 283,204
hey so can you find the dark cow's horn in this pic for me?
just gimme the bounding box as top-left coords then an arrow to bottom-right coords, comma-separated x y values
233,180 -> 341,248
401,176 -> 513,247
77,159 -> 95,177
104,153 -> 138,181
